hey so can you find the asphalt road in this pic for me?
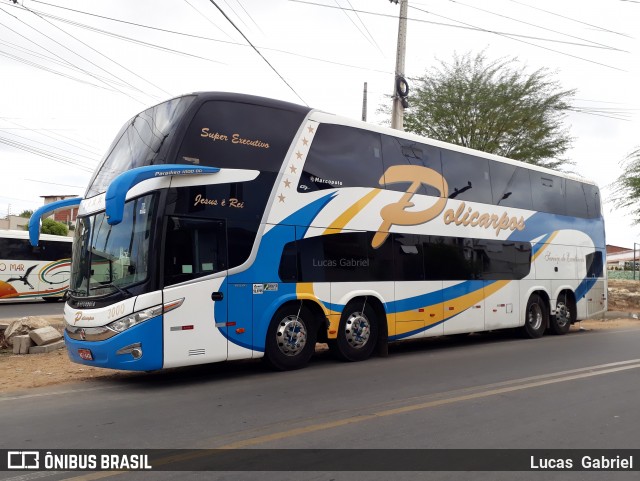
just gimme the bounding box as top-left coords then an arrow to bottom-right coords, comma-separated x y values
1,326 -> 640,481
0,299 -> 65,320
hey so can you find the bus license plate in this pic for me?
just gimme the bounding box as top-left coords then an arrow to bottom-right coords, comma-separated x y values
78,349 -> 93,361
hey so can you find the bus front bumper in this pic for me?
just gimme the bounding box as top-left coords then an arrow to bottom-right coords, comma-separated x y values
65,315 -> 163,371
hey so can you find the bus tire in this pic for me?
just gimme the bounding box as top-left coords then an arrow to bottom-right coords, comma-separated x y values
332,300 -> 379,362
549,291 -> 573,335
521,294 -> 547,339
264,304 -> 317,371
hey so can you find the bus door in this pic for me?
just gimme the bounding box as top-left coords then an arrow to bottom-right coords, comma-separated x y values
162,217 -> 230,368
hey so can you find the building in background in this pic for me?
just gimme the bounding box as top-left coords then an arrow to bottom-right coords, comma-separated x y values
40,195 -> 78,225
606,244 -> 637,270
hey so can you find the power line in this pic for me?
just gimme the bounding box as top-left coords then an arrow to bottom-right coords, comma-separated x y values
333,0 -> 383,55
32,10 -> 229,66
24,2 -> 388,75
182,0 -> 234,40
0,118 -> 103,157
288,1 -> 627,52
0,135 -> 96,172
0,43 -> 118,92
509,0 -> 634,39
236,0 -> 265,35
20,2 -> 167,102
208,0 -> 308,105
408,4 -> 627,72
25,179 -> 87,189
0,4 -> 149,105
448,0 -> 628,52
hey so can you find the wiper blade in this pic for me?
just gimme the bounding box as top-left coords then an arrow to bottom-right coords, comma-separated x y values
93,283 -> 132,298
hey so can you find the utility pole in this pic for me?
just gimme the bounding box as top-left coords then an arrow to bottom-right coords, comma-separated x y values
362,82 -> 368,121
390,0 -> 409,131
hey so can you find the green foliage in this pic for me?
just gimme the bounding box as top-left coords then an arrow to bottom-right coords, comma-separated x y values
18,209 -> 33,218
611,147 -> 640,224
383,52 -> 575,170
41,218 -> 69,236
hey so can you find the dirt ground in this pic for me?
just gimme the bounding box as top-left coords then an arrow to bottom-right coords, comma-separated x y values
1,315 -> 638,394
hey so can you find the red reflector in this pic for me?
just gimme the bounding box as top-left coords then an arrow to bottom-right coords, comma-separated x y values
226,322 -> 237,327
182,325 -> 194,330
429,313 -> 435,317
448,307 -> 455,311
236,328 -> 246,334
329,330 -> 337,335
78,348 -> 93,361
418,308 -> 424,312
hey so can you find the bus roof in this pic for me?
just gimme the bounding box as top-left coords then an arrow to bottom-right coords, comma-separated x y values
0,230 -> 73,242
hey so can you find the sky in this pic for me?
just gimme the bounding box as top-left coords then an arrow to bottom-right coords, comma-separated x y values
0,0 -> 638,247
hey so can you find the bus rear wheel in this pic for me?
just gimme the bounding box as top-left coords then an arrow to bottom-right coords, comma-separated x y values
549,292 -> 573,335
521,294 -> 547,339
264,304 -> 317,371
331,300 -> 378,362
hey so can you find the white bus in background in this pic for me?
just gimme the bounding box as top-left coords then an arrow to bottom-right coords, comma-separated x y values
0,230 -> 72,302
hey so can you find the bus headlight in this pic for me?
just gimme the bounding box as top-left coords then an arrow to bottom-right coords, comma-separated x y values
108,306 -> 162,333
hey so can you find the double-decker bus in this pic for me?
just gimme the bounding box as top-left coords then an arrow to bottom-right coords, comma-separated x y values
29,92 -> 605,371
0,230 -> 72,302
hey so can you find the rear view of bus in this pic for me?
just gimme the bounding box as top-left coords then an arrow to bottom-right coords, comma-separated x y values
62,93 -> 311,371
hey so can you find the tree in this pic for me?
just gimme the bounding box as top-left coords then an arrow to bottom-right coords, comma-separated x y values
611,147 -> 640,224
385,52 -> 575,170
41,218 -> 69,236
19,209 -> 33,218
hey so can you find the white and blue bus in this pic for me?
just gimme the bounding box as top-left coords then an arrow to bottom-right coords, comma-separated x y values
29,92 -> 606,371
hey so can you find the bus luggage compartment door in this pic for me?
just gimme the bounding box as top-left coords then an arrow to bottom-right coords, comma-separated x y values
227,282 -> 254,360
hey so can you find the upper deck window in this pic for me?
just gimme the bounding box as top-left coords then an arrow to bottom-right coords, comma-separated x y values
177,100 -> 306,173
297,124 -> 383,193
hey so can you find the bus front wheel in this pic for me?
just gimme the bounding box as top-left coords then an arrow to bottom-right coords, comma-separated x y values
264,304 -> 317,371
521,294 -> 547,339
331,300 -> 379,362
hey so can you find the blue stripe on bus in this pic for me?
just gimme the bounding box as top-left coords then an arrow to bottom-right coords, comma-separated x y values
218,192 -> 337,351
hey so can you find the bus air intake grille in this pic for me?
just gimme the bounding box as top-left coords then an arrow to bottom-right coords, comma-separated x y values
188,349 -> 206,356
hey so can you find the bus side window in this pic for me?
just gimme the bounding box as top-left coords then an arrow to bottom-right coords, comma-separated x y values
489,162 -> 533,211
298,124 -> 383,193
586,251 -> 604,278
531,173 -> 566,216
380,135 -> 445,197
440,150 -> 493,205
565,179 -> 589,218
391,233 -> 424,281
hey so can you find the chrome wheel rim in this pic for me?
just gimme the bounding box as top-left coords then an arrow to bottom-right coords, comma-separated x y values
344,312 -> 371,349
276,315 -> 307,357
528,303 -> 543,331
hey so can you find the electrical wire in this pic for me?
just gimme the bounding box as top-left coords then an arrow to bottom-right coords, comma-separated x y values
236,0 -> 265,35
408,4 -> 626,72
448,0 -> 628,52
20,3 -> 167,102
333,0 -> 384,55
509,0 -> 634,39
288,1 -> 626,51
0,4 -> 149,105
208,0 -> 308,105
22,3 -> 388,75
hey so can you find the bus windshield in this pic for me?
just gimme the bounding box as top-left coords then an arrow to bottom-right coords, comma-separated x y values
70,195 -> 156,297
86,96 -> 196,198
